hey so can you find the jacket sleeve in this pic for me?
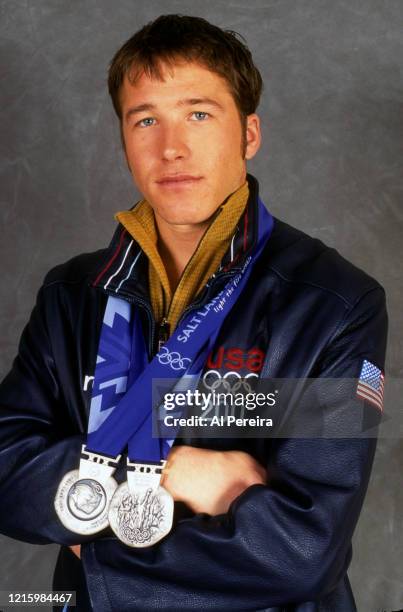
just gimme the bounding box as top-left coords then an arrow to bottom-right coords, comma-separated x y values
81,286 -> 388,611
0,284 -> 88,546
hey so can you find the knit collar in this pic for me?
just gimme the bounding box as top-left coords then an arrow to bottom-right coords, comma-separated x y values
91,174 -> 261,308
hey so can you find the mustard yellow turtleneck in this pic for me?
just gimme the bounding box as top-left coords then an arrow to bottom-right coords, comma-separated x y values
115,181 -> 249,333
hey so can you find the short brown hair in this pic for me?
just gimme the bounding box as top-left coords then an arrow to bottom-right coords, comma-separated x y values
108,14 -> 263,123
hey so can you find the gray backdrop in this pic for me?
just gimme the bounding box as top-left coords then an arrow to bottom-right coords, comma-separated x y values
1,1 -> 402,611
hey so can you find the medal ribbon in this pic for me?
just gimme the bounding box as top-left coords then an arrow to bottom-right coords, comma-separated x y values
86,200 -> 273,462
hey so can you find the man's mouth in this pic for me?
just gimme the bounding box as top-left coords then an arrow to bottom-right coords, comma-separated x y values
156,174 -> 204,186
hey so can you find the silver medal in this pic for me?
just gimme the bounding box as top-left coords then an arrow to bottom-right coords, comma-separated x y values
108,460 -> 174,547
54,445 -> 120,535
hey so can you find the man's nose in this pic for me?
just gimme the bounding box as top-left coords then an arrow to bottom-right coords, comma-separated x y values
160,124 -> 190,161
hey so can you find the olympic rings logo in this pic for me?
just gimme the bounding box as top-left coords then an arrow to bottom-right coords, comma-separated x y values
202,369 -> 258,393
157,346 -> 191,371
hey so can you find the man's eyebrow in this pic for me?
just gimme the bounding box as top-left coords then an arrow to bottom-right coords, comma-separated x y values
125,103 -> 157,121
177,97 -> 224,110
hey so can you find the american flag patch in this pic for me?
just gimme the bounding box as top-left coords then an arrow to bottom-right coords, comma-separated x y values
356,359 -> 385,412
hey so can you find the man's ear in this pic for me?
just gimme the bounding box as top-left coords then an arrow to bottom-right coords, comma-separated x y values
244,114 -> 261,160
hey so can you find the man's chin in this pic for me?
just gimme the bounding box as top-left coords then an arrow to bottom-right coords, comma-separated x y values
157,213 -> 215,228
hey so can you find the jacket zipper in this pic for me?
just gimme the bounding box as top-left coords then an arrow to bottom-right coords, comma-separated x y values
157,317 -> 170,350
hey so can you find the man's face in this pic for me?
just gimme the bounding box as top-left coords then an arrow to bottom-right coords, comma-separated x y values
119,61 -> 261,228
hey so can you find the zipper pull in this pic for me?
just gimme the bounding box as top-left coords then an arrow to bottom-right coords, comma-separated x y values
158,318 -> 170,351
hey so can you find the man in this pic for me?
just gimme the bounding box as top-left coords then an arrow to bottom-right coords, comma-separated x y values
0,14 -> 387,612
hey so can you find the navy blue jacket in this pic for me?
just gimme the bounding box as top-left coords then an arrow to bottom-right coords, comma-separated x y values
0,176 -> 388,611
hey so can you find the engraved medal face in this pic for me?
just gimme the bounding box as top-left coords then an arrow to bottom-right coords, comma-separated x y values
108,482 -> 174,547
54,469 -> 118,535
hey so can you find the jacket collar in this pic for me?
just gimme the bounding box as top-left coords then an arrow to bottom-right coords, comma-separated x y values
90,174 -> 261,305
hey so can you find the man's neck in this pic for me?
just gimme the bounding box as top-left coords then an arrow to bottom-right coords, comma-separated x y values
155,215 -> 211,292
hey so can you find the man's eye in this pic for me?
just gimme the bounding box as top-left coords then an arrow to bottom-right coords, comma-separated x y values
191,111 -> 209,121
137,117 -> 155,128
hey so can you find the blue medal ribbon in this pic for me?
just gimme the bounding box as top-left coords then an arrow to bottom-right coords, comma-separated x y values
86,200 -> 273,462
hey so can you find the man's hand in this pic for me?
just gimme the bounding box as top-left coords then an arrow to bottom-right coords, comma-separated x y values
161,446 -> 267,515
